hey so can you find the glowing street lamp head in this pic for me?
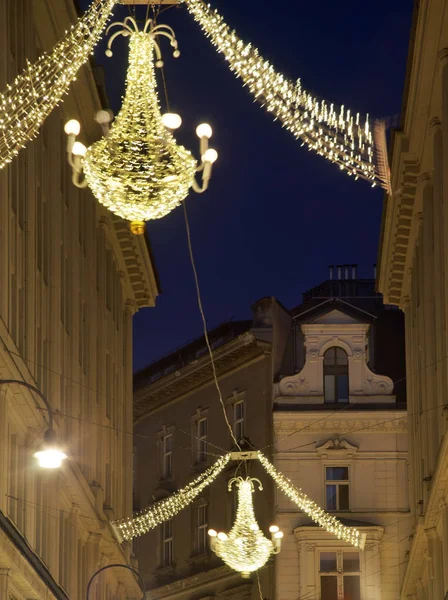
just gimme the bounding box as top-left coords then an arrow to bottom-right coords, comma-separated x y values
33,429 -> 67,469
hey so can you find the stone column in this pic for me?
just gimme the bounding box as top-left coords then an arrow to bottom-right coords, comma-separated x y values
426,527 -> 443,599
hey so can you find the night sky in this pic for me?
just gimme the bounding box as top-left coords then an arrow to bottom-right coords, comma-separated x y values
79,0 -> 413,371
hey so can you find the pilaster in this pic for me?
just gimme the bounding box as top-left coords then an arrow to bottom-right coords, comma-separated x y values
426,527 -> 443,599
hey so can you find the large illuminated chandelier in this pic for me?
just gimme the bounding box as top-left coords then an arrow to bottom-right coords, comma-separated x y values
64,16 -> 218,235
208,477 -> 283,578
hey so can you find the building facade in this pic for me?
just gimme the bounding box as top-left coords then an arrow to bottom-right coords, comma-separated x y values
0,1 -> 158,598
134,268 -> 408,600
133,314 -> 283,600
273,273 -> 411,600
377,0 -> 448,597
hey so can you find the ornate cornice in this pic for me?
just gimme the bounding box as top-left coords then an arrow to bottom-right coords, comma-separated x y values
273,413 -> 407,434
134,336 -> 270,422
111,216 -> 159,310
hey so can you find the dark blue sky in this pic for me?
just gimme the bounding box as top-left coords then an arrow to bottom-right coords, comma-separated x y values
79,0 -> 413,371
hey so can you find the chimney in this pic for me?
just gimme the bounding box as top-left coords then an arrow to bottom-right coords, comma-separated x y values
373,264 -> 377,278
352,264 -> 357,279
329,265 -> 334,280
337,265 -> 342,280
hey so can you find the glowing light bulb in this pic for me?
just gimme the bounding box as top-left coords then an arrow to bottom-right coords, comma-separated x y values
72,142 -> 87,156
269,525 -> 279,533
217,532 -> 228,541
274,531 -> 284,539
202,148 -> 218,164
95,110 -> 112,125
64,119 -> 81,136
33,429 -> 67,469
208,529 -> 217,537
161,113 -> 182,130
196,123 -> 213,139
34,448 -> 68,469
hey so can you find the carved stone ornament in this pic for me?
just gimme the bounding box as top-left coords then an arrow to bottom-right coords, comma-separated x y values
316,438 -> 359,457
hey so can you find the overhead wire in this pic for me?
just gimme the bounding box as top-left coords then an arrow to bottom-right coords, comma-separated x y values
182,200 -> 241,450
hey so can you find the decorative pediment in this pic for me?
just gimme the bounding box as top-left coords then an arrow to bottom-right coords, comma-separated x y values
316,438 -> 359,457
311,309 -> 363,325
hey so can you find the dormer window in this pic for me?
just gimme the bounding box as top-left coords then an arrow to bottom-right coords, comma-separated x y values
324,347 -> 349,403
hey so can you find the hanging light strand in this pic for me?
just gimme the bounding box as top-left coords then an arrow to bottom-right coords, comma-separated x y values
258,452 -> 366,549
112,452 -> 231,542
0,0 -> 117,170
183,0 -> 386,188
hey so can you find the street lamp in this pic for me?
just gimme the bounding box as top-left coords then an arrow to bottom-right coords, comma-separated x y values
86,564 -> 146,600
0,379 -> 67,468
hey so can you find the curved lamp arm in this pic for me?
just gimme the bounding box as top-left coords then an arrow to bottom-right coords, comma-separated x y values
86,564 -> 145,600
0,379 -> 53,429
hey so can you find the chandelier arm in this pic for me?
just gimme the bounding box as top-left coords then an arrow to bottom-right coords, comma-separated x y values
152,30 -> 178,46
151,24 -> 177,37
72,172 -> 89,188
122,16 -> 140,33
0,0 -> 118,170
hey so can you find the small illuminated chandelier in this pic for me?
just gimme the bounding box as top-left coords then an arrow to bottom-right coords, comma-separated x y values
208,477 -> 283,578
64,16 -> 218,235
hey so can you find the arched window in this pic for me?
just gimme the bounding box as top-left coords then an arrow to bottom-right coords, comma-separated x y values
324,347 -> 349,403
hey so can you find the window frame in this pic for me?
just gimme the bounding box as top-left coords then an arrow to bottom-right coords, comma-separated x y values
233,398 -> 244,442
161,519 -> 174,567
324,465 -> 350,511
162,433 -> 173,479
196,502 -> 208,555
319,549 -> 361,600
196,416 -> 208,464
323,346 -> 349,404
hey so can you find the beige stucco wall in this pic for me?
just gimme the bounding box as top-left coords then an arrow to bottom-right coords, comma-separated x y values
273,412 -> 412,600
377,0 -> 448,597
0,1 -> 158,598
134,353 -> 276,600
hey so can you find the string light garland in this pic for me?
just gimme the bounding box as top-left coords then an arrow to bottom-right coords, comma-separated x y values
65,17 -> 219,235
182,0 -> 390,190
258,452 -> 366,549
208,477 -> 283,578
112,452 -> 231,543
0,0 -> 117,170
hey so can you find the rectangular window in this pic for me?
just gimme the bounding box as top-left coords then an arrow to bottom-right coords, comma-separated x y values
162,434 -> 172,478
197,504 -> 208,554
196,417 -> 207,463
320,551 -> 360,600
162,519 -> 173,567
325,467 -> 349,511
233,399 -> 244,442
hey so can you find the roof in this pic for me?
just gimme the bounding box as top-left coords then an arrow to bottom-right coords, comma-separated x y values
134,320 -> 252,390
293,297 -> 377,324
